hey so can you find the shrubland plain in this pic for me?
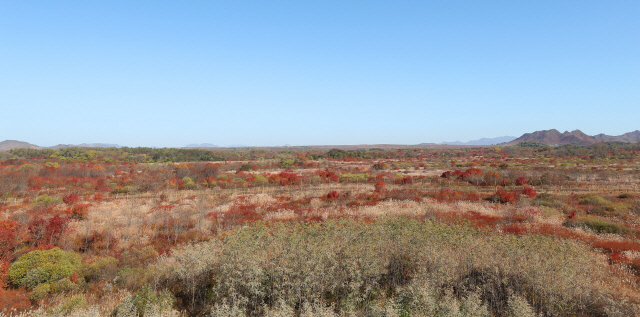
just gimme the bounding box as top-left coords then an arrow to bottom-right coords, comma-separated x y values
1,143 -> 640,316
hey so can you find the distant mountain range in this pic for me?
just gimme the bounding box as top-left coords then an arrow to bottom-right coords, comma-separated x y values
441,136 -> 517,146
0,140 -> 121,151
50,143 -> 121,149
185,143 -> 219,148
505,129 -> 640,146
2,130 -> 639,152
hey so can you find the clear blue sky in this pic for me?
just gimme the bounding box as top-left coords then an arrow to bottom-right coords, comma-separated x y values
1,2 -> 639,147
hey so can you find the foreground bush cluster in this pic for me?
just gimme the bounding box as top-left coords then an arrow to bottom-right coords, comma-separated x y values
152,218 -> 634,316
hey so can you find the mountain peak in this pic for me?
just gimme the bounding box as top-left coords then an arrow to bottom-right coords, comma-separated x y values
506,129 -> 640,146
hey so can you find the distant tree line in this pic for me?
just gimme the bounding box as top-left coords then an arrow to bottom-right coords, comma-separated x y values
8,147 -> 225,163
5,141 -> 640,163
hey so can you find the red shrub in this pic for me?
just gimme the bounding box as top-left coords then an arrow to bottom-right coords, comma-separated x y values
67,203 -> 90,220
28,215 -> 69,246
0,220 -> 19,258
327,191 -> 339,199
76,231 -> 119,253
208,204 -> 262,231
515,176 -> 528,186
463,167 -> 483,177
63,194 -> 80,205
522,186 -> 537,198
609,252 -> 627,264
399,176 -> 413,185
0,288 -> 31,312
502,225 -> 527,235
441,170 -> 462,179
374,180 -> 386,193
441,168 -> 483,182
45,215 -> 69,245
28,217 -> 47,245
278,172 -> 300,184
315,169 -> 331,178
590,240 -> 640,254
465,211 -> 501,227
491,189 -> 517,204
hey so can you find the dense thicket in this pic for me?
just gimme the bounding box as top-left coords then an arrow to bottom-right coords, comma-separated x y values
154,218 -> 632,316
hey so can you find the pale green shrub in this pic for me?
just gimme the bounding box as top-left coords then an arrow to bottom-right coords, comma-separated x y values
30,283 -> 50,300
9,248 -> 81,289
564,216 -> 632,234
579,195 -> 611,206
252,175 -> 268,185
80,256 -> 118,283
182,177 -> 198,190
34,194 -> 62,205
50,277 -> 79,294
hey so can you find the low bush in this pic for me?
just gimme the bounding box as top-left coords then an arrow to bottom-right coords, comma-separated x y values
111,186 -> 134,195
578,195 -> 611,206
485,189 -> 517,204
9,248 -> 81,289
50,277 -> 79,294
80,257 -> 118,283
238,163 -> 254,171
252,175 -> 268,185
34,194 -> 61,205
588,202 -> 629,217
29,283 -> 50,301
180,177 -> 198,190
564,216 -> 632,234
62,194 -> 80,205
115,267 -> 149,291
66,203 -> 90,220
535,193 -> 564,207
522,186 -> 537,198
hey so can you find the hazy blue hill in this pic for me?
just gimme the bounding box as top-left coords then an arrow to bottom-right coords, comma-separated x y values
441,136 -> 516,146
0,140 -> 42,151
49,143 -> 121,149
185,143 -> 219,147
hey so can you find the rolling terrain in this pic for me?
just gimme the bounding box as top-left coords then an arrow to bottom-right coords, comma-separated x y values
505,129 -> 640,146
